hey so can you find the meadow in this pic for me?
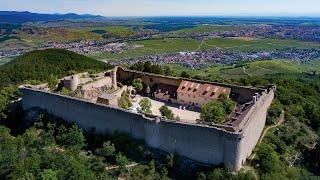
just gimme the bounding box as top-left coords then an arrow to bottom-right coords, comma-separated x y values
71,26 -> 136,38
174,25 -> 243,33
88,37 -> 320,61
168,59 -> 320,79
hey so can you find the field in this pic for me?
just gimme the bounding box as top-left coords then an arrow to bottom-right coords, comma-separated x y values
0,28 -> 101,50
0,57 -> 12,66
200,38 -> 320,51
169,59 -> 317,79
71,26 -> 136,37
174,25 -> 243,33
88,37 -> 320,61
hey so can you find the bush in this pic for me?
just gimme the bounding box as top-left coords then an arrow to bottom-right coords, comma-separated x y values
200,101 -> 226,124
159,105 -> 174,120
139,98 -> 152,114
132,78 -> 143,92
95,141 -> 116,160
118,91 -> 132,109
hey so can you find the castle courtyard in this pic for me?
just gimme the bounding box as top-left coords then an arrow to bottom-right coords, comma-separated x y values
131,95 -> 200,123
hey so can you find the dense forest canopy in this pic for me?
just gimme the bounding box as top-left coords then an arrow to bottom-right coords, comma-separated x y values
0,49 -> 111,88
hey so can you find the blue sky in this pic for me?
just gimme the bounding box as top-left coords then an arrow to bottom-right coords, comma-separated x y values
1,0 -> 320,17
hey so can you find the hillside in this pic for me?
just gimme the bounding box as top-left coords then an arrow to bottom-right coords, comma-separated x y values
0,49 -> 111,88
0,11 -> 105,24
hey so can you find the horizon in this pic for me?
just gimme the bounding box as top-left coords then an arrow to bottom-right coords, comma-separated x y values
2,10 -> 320,19
1,0 -> 320,17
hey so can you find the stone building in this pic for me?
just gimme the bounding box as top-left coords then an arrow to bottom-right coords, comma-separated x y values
177,80 -> 231,107
97,94 -> 118,106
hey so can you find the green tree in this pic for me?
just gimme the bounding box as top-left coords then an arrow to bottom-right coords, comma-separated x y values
47,74 -> 58,89
200,101 -> 226,124
132,78 -> 143,92
40,169 -> 58,180
118,91 -> 132,109
59,124 -> 85,151
95,141 -> 116,160
181,71 -> 191,78
116,153 -> 128,172
255,143 -> 282,175
139,98 -> 152,114
218,93 -> 235,114
159,105 -> 174,120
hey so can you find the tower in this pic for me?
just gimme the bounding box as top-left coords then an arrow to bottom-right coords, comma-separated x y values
111,67 -> 118,90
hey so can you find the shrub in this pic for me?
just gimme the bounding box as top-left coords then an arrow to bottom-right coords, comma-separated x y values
132,78 -> 143,92
159,105 -> 174,120
200,101 -> 226,124
139,98 -> 152,114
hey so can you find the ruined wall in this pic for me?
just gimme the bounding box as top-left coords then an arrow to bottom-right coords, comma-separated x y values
20,86 -> 274,170
117,67 -> 259,104
117,67 -> 181,88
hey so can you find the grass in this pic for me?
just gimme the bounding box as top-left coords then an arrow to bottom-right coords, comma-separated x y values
169,60 -> 313,79
72,26 -> 136,37
0,57 -> 12,66
174,25 -> 242,33
200,38 -> 320,51
19,28 -> 101,44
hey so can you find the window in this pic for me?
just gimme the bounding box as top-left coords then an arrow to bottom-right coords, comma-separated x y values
202,91 -> 208,95
181,86 -> 186,90
188,88 -> 192,91
193,89 -> 197,92
210,92 -> 215,97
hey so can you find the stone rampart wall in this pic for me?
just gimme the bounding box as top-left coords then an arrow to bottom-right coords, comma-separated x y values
20,86 -> 274,170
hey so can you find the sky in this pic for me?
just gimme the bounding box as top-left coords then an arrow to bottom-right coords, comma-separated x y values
1,0 -> 320,17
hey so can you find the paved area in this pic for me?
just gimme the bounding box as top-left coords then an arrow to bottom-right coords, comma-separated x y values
131,95 -> 200,123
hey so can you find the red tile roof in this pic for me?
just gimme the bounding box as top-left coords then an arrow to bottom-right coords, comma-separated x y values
177,80 -> 231,99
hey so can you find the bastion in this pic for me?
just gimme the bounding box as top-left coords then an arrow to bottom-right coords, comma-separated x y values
19,67 -> 275,170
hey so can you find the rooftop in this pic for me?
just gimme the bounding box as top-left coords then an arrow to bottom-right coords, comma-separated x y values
177,80 -> 231,99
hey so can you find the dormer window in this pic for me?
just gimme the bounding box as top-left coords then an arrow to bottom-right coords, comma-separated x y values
202,91 -> 208,95
181,86 -> 186,90
188,88 -> 192,91
193,89 -> 197,92
210,92 -> 215,97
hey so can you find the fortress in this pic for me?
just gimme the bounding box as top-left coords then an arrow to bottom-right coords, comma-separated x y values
19,66 -> 275,170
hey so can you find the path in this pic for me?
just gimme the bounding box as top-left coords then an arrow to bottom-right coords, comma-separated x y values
243,66 -> 253,77
249,110 -> 284,160
197,39 -> 206,50
105,162 -> 140,171
258,110 -> 284,144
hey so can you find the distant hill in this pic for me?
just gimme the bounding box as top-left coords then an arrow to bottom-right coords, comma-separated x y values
0,49 -> 112,88
0,11 -> 106,24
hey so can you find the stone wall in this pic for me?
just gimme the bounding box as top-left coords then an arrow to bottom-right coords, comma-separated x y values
20,86 -> 274,170
116,67 -> 260,104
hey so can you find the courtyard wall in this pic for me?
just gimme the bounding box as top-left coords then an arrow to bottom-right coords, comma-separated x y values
20,85 -> 274,170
